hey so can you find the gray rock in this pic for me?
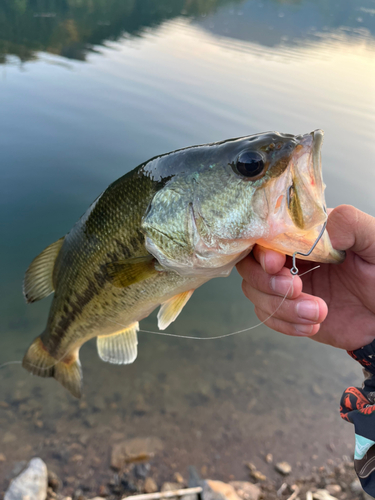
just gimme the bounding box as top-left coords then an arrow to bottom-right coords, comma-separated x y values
5,458 -> 48,500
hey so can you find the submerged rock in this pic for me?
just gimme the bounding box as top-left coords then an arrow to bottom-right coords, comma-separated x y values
111,437 -> 163,469
4,457 -> 48,500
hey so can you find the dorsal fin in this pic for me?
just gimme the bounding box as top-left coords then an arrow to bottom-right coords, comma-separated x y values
105,256 -> 159,288
23,237 -> 64,303
97,323 -> 139,364
157,290 -> 194,330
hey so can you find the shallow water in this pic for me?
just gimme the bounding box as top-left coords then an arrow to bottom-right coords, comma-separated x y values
1,0 -> 375,494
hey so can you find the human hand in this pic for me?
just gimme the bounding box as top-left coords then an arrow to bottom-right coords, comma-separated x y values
236,205 -> 375,351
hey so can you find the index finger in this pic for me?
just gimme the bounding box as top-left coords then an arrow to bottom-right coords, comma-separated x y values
252,245 -> 286,274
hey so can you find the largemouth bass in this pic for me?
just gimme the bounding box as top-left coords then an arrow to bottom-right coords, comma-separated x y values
22,130 -> 344,397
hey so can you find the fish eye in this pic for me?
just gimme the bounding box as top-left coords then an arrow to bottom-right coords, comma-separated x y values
235,151 -> 265,179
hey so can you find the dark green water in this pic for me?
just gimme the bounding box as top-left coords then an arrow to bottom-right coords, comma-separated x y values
1,0 -> 375,495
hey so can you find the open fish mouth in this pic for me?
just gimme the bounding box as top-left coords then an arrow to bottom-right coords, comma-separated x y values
258,129 -> 345,264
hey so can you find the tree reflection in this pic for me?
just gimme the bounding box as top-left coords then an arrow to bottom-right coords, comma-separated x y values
0,0 -> 241,63
0,0 -> 374,64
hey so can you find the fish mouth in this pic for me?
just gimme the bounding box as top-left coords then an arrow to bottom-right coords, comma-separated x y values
258,130 -> 345,265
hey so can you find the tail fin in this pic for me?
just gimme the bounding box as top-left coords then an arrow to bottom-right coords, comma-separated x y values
22,337 -> 82,398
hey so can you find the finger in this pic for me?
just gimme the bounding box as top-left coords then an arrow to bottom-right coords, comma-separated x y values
254,307 -> 321,337
328,205 -> 375,264
252,245 -> 286,274
237,254 -> 303,299
242,282 -> 328,325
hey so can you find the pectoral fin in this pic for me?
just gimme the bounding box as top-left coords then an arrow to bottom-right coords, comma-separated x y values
105,256 -> 159,288
23,237 -> 64,303
97,323 -> 139,364
157,290 -> 194,330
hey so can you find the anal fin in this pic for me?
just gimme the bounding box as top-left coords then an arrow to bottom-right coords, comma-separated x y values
22,336 -> 82,398
97,322 -> 139,365
158,290 -> 194,330
23,237 -> 64,303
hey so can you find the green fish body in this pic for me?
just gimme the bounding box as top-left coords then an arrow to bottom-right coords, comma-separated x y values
22,131 -> 344,397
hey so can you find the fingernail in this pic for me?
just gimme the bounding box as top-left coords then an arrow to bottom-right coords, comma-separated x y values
270,276 -> 294,297
296,300 -> 319,321
295,324 -> 314,335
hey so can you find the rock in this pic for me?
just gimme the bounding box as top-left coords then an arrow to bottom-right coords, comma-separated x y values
188,466 -> 202,488
249,470 -> 266,482
203,480 -> 241,500
265,454 -> 273,464
174,472 -> 184,484
325,485 -> 341,496
275,461 -> 292,476
0,453 -> 6,462
48,470 -> 61,492
111,437 -> 163,469
134,463 -> 150,479
229,481 -> 261,500
350,479 -> 362,493
4,457 -> 47,500
144,477 -> 158,493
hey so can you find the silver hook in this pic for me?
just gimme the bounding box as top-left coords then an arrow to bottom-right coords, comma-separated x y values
290,220 -> 327,275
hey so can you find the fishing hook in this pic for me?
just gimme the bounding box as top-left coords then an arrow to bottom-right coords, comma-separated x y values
290,219 -> 327,276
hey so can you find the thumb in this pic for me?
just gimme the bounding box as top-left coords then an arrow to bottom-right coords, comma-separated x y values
327,205 -> 375,264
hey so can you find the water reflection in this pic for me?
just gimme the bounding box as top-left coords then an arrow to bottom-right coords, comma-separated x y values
1,0 -> 375,64
1,0 -> 375,494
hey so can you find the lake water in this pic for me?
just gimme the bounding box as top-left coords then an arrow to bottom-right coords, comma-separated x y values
1,0 -> 375,495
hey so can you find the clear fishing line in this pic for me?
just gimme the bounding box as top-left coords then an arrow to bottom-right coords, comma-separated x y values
0,265 -> 320,372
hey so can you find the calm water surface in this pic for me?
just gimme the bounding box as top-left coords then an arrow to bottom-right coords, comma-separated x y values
1,0 -> 375,494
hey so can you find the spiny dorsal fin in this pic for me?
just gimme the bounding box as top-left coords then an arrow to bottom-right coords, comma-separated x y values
22,336 -> 82,398
157,290 -> 194,330
97,323 -> 139,364
23,237 -> 64,303
105,256 -> 159,288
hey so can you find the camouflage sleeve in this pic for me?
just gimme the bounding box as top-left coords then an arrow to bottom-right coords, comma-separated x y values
340,342 -> 375,497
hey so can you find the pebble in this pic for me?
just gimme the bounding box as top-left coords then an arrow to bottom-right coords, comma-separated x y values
4,457 -> 47,500
111,437 -> 163,469
229,481 -> 261,500
325,485 -> 341,495
265,454 -> 273,464
275,461 -> 292,476
350,479 -> 362,493
134,462 -> 150,479
48,470 -> 61,492
144,477 -> 158,493
203,480 -> 241,500
174,472 -> 184,484
0,453 -> 6,462
249,470 -> 266,482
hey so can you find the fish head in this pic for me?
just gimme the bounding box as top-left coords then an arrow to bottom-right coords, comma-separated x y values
251,129 -> 345,264
142,130 -> 344,277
